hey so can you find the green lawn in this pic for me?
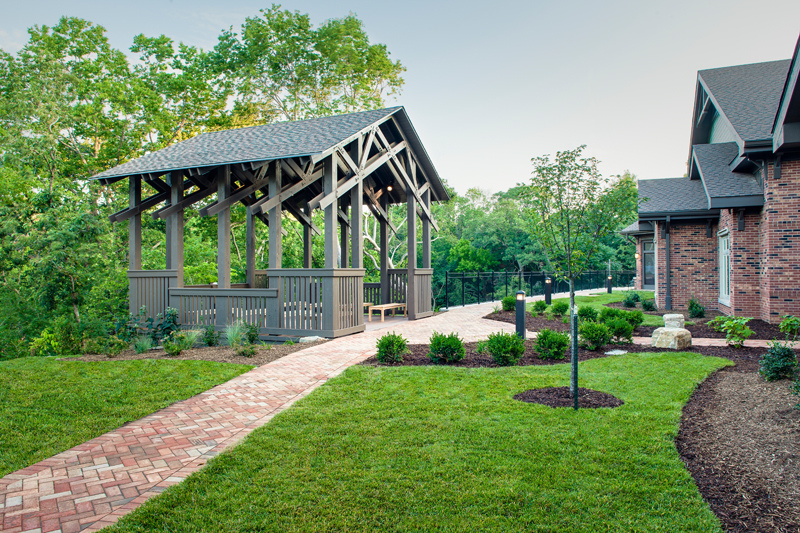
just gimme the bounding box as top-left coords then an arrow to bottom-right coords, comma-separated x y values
0,357 -> 252,477
529,291 -> 669,327
108,352 -> 729,532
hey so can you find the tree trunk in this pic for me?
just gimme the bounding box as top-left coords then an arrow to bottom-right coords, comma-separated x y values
569,278 -> 578,402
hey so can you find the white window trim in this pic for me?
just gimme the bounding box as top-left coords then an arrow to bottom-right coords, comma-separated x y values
718,229 -> 730,306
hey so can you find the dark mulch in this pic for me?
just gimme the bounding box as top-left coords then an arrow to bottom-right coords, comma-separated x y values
513,386 -> 624,409
678,367 -> 800,532
65,340 -> 329,367
485,309 -> 787,341
360,339 -> 777,370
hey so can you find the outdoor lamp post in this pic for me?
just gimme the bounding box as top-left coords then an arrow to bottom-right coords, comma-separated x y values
607,275 -> 613,294
544,277 -> 552,305
634,252 -> 640,260
516,291 -> 526,339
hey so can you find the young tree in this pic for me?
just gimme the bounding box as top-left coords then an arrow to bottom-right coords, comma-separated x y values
520,146 -> 637,402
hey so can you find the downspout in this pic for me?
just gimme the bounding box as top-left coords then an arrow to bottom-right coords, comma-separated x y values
665,216 -> 672,310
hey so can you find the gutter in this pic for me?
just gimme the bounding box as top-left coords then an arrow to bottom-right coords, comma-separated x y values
664,216 -> 672,310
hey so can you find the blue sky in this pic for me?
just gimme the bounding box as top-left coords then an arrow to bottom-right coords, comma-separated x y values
3,0 -> 800,194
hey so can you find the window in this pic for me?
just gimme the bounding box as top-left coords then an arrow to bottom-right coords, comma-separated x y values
642,240 -> 655,289
719,231 -> 730,303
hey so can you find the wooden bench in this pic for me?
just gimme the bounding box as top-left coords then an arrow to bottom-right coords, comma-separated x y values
367,303 -> 406,322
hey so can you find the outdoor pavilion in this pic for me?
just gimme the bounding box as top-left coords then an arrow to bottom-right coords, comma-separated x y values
91,107 -> 449,338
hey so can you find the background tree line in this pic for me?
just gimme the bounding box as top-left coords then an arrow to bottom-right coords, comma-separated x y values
0,6 -> 637,359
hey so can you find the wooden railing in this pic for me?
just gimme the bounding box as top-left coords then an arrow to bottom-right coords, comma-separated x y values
128,270 -> 179,319
387,269 -> 408,304
364,283 -> 381,305
413,269 -> 434,318
169,288 -> 278,328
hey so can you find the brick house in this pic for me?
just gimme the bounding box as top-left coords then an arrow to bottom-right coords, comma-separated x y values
622,36 -> 800,323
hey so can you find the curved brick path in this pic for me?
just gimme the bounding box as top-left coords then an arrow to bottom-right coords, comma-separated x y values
3,287 -> 762,533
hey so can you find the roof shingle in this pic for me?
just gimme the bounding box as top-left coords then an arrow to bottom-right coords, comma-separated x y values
699,59 -> 791,141
638,177 -> 710,214
692,143 -> 762,199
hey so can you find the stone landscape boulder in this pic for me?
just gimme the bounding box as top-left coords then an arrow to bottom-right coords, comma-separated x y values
651,327 -> 692,350
663,314 -> 685,328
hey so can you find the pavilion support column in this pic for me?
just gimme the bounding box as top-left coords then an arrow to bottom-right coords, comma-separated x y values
303,203 -> 313,269
324,154 -> 338,269
246,208 -> 256,288
166,171 -> 184,287
217,166 -> 231,290
129,176 -> 142,271
407,192 -> 417,319
350,179 -> 363,269
268,162 -> 282,270
340,199 -> 350,268
422,188 -> 431,269
380,195 -> 389,305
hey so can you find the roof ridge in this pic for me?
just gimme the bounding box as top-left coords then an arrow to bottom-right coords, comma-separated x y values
698,58 -> 791,75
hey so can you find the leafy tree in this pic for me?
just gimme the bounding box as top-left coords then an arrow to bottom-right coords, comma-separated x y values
520,146 -> 638,402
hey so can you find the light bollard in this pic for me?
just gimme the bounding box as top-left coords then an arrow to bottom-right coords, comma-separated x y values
544,277 -> 552,305
607,275 -> 613,294
516,291 -> 526,339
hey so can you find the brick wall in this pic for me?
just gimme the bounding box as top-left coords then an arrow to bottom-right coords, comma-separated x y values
653,221 -> 718,311
760,159 -> 800,322
719,209 -> 761,317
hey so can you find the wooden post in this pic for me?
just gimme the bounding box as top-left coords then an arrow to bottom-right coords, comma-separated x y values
166,171 -> 184,287
217,166 -> 231,289
351,178 -> 363,269
268,161 -> 282,269
422,187 -> 431,269
246,208 -> 256,288
129,176 -> 142,270
380,194 -> 389,304
340,198 -> 350,268
324,154 -> 338,269
407,191 -> 417,319
303,203 -> 313,268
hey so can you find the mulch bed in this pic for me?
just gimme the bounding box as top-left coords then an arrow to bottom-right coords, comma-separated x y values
485,309 -> 788,341
360,339 -> 777,370
513,386 -> 624,408
678,367 -> 800,532
64,340 -> 329,367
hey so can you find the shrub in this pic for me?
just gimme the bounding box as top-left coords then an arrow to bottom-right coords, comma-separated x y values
780,315 -> 800,341
501,295 -> 516,312
236,344 -> 257,358
759,341 -> 797,381
487,331 -> 526,365
476,340 -> 489,355
622,293 -> 637,308
606,318 -> 633,344
630,292 -> 641,302
202,325 -> 220,347
688,297 -> 705,318
791,377 -> 800,410
708,316 -> 754,347
577,306 -> 598,322
152,308 -> 181,343
245,323 -> 260,345
52,316 -> 82,355
532,300 -> 548,315
641,299 -> 657,312
225,321 -> 245,348
550,301 -> 569,317
534,329 -> 569,360
623,310 -> 644,329
103,336 -> 129,357
376,332 -> 409,363
598,306 -> 623,323
30,329 -> 60,357
492,305 -> 502,314
133,335 -> 153,354
428,331 -> 466,364
578,322 -> 612,351
162,329 -> 201,357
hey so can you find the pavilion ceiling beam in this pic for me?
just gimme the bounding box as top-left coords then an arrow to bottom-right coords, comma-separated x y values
338,207 -> 350,228
110,191 -> 167,222
388,116 -> 440,202
283,199 -> 321,236
252,164 -> 323,215
363,184 -> 398,234
187,165 -> 220,177
144,175 -> 170,194
375,129 -> 439,232
199,164 -> 270,217
152,184 -> 216,220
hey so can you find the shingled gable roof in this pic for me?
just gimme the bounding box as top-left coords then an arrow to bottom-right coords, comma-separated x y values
691,142 -> 763,208
773,35 -> 800,151
698,59 -> 791,143
91,106 -> 449,201
637,177 -> 714,216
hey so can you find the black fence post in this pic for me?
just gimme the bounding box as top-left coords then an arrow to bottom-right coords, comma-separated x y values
445,271 -> 449,309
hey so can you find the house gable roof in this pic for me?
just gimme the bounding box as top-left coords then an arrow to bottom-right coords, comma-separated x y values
691,143 -> 763,208
773,35 -> 800,151
638,177 -> 712,216
698,59 -> 791,143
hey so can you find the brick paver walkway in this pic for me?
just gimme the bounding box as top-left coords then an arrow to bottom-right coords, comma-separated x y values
4,289 -> 605,533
